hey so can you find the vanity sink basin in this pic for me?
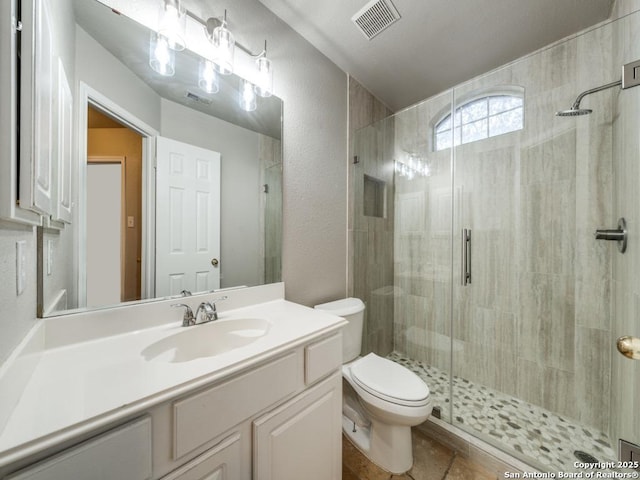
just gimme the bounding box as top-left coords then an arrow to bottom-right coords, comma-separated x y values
142,318 -> 272,363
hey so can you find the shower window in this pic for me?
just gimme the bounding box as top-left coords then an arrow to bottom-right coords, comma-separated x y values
434,89 -> 524,151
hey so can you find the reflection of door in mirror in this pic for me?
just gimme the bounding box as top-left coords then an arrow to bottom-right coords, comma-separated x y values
155,137 -> 221,297
86,107 -> 143,305
86,159 -> 124,307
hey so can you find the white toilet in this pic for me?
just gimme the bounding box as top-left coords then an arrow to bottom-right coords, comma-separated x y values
314,297 -> 431,474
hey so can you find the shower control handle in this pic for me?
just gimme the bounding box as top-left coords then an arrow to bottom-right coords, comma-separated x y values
461,229 -> 471,286
594,217 -> 627,253
594,230 -> 624,241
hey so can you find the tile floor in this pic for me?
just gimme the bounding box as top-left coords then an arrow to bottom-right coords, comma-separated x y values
342,429 -> 498,480
387,352 -> 618,473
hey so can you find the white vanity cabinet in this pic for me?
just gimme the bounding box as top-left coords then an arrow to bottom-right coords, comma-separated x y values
1,331 -> 343,480
156,333 -> 343,480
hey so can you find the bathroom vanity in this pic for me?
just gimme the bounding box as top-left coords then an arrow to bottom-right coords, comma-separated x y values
0,284 -> 346,479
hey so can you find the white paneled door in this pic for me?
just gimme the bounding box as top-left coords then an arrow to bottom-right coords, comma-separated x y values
155,136 -> 221,297
87,160 -> 123,307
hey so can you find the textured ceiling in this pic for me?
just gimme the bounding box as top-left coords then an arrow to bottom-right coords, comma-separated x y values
258,0 -> 615,111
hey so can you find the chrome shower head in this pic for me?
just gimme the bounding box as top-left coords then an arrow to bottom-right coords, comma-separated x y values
555,79 -> 621,117
555,108 -> 592,117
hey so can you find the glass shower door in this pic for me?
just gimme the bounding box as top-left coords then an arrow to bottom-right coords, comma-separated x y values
390,91 -> 455,422
450,20 -> 618,471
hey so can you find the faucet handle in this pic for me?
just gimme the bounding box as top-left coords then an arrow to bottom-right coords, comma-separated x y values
209,295 -> 228,305
171,303 -> 195,326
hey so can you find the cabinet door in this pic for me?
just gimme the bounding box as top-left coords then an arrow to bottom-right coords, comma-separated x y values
161,433 -> 241,480
253,372 -> 342,480
6,417 -> 152,480
54,58 -> 73,223
19,0 -> 55,216
0,0 -> 41,224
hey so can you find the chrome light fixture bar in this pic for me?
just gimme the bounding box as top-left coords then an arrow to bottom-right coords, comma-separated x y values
149,1 -> 275,109
186,11 -> 273,109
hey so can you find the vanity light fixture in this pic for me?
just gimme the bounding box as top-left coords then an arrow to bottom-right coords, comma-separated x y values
198,59 -> 220,94
394,154 -> 430,180
149,4 -> 275,108
158,0 -> 187,51
254,41 -> 273,98
209,10 -> 235,75
149,32 -> 176,76
239,78 -> 257,112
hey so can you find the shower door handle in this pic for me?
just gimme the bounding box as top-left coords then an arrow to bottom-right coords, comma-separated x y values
461,229 -> 471,286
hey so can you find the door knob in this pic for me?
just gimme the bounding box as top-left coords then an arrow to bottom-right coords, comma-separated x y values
211,258 -> 219,267
617,336 -> 640,360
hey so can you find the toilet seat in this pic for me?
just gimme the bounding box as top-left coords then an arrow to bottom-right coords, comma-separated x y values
350,353 -> 430,407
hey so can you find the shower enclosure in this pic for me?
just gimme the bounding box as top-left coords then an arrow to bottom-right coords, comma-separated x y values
351,8 -> 640,473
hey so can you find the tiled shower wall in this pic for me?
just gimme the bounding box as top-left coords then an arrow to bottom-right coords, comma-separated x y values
259,134 -> 282,285
392,16 -> 620,435
348,77 -> 395,356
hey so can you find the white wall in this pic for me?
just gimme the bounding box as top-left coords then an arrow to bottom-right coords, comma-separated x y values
75,26 -> 162,131
251,3 -> 349,306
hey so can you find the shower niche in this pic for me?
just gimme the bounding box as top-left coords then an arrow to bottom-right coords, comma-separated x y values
363,174 -> 387,218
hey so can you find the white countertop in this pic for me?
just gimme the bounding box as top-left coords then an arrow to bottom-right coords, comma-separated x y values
0,285 -> 346,468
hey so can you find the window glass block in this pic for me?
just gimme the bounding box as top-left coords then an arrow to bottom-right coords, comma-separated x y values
461,119 -> 488,144
460,99 -> 488,124
489,108 -> 523,136
489,95 -> 523,115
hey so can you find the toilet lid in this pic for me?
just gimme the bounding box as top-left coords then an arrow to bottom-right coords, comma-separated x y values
350,353 -> 430,407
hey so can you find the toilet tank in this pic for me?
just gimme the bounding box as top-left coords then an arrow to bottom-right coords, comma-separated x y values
314,298 -> 365,363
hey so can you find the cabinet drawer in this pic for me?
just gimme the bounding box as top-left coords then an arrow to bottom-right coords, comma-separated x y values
161,433 -> 241,480
6,417 -> 152,480
173,352 -> 299,459
305,334 -> 342,385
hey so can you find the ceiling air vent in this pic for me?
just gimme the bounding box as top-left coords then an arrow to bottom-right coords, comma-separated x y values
351,0 -> 401,41
185,91 -> 212,105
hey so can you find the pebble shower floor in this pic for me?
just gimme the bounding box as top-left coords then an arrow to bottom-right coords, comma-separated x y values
387,352 -> 619,474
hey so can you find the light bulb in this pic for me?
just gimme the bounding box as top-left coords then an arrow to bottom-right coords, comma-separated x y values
255,56 -> 273,97
158,0 -> 186,51
212,22 -> 235,75
149,33 -> 175,76
239,79 -> 257,112
199,59 -> 219,94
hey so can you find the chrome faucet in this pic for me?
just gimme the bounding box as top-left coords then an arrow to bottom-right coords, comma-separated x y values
196,302 -> 216,323
196,296 -> 228,323
171,303 -> 195,327
172,296 -> 228,327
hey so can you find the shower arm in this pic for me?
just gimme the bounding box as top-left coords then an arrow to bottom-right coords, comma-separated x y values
571,80 -> 622,109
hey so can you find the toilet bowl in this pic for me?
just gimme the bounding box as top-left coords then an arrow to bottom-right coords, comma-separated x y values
314,298 -> 431,474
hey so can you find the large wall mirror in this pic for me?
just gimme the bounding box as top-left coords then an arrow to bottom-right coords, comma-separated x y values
38,0 -> 283,316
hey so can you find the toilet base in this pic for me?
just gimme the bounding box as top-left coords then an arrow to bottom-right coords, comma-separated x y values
342,414 -> 413,474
